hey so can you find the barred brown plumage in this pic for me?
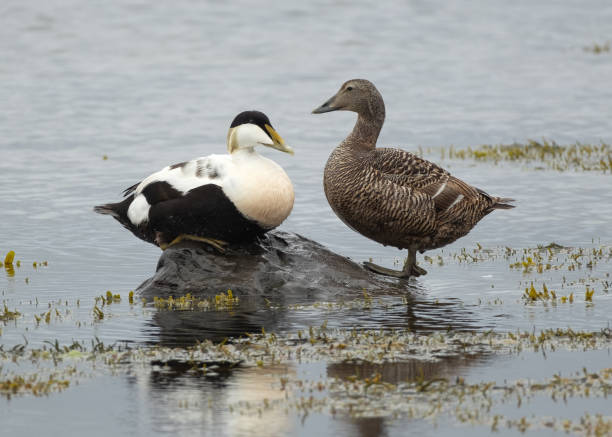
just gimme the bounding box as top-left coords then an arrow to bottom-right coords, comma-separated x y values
313,79 -> 515,279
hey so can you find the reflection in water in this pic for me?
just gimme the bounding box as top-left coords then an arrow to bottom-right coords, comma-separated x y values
340,418 -> 387,437
137,281 -> 489,436
126,339 -> 491,437
327,354 -> 489,385
142,240 -> 486,347
223,366 -> 295,437
327,354 -> 491,437
149,289 -> 485,347
151,299 -> 288,345
140,285 -> 490,435
4,264 -> 15,277
127,364 -> 295,437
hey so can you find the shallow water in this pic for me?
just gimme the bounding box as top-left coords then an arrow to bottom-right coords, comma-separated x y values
1,0 -> 612,435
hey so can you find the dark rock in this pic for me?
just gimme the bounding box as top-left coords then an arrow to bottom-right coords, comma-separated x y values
136,230 -> 406,300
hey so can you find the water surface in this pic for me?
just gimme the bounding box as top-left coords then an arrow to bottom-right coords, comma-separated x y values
1,0 -> 611,435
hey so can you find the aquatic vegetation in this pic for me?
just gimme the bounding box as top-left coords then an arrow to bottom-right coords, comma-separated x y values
432,140 -> 612,172
248,366 -> 612,435
105,290 -> 121,304
584,42 -> 610,54
1,326 -> 610,386
3,251 -> 15,265
419,243 -> 610,304
0,304 -> 21,322
0,373 -> 71,399
0,325 -> 610,437
523,282 -> 557,302
1,242 -> 610,436
152,290 -> 239,311
2,253 -> 48,279
585,287 -> 595,302
521,282 -> 585,304
92,305 -> 104,321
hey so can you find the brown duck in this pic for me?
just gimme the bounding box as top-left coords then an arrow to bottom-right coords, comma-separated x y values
312,79 -> 514,279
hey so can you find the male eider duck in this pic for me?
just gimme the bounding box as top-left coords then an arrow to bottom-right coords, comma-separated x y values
312,79 -> 514,279
94,111 -> 295,250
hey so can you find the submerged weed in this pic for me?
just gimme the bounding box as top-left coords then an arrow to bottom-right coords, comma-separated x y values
152,290 -> 239,311
0,304 -> 21,322
4,251 -> 15,265
584,42 -> 611,54
439,140 -> 612,172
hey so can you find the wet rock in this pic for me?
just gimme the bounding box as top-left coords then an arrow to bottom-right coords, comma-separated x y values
136,230 -> 405,300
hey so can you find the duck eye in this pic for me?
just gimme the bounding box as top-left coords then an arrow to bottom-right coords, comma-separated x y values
346,86 -> 353,91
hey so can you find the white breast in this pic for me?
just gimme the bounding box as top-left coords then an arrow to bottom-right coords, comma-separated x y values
222,150 -> 294,229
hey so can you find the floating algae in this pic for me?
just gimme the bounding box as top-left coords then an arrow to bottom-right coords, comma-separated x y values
0,305 -> 21,322
151,290 -> 239,311
584,42 -> 611,54
432,140 -> 612,172
2,326 -> 611,436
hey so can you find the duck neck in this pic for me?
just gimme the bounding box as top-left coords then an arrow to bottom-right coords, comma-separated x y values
345,99 -> 385,151
231,146 -> 259,162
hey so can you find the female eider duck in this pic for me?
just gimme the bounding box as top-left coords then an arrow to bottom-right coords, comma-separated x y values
312,79 -> 514,279
94,111 -> 294,250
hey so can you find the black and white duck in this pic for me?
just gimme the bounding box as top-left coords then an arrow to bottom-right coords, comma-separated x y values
312,79 -> 514,278
94,111 -> 295,250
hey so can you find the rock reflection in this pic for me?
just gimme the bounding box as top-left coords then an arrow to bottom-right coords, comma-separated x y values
150,301 -> 287,345
149,293 -> 483,347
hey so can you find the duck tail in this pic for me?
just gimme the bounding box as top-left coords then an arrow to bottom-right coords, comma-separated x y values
491,197 -> 515,210
94,196 -> 156,244
94,195 -> 134,222
93,203 -> 119,217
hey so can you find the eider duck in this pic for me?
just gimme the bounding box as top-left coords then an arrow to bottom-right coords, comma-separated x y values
94,111 -> 295,250
312,79 -> 514,278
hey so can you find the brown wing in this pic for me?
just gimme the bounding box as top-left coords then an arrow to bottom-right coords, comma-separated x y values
372,148 -> 483,214
372,148 -> 449,186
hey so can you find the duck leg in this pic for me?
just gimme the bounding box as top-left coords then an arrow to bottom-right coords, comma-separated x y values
363,246 -> 427,278
159,234 -> 228,253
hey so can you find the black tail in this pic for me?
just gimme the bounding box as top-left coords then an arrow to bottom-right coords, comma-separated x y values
94,203 -> 121,217
94,195 -> 135,230
94,195 -> 156,244
94,195 -> 133,219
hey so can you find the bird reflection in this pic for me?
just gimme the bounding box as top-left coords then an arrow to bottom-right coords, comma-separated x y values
126,363 -> 295,436
327,354 -> 489,385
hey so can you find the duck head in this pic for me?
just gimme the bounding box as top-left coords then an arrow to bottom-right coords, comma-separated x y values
227,110 -> 294,155
312,79 -> 385,120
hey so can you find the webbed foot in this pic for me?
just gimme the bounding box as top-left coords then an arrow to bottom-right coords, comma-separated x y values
363,261 -> 426,278
161,234 -> 228,253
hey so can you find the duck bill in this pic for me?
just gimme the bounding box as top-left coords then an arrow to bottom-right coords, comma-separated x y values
264,124 -> 294,155
312,94 -> 341,114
